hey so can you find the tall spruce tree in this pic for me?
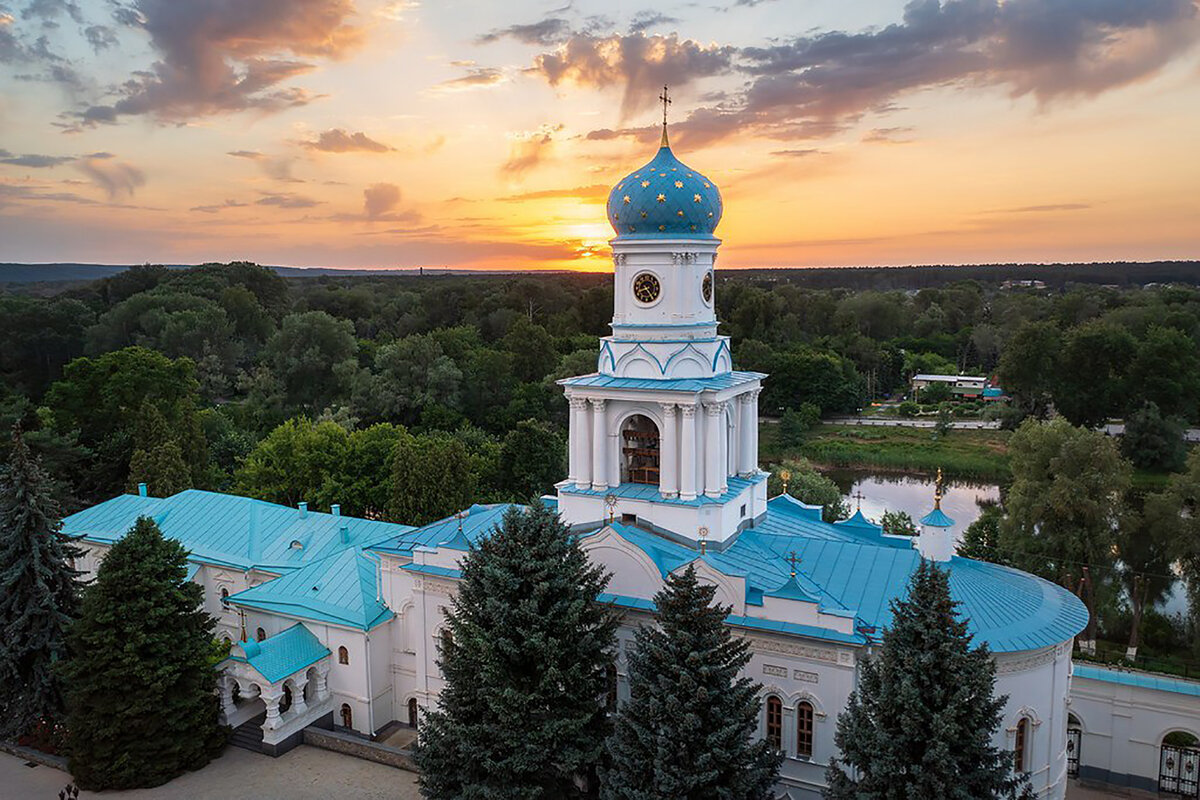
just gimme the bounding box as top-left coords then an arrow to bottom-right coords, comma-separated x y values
825,560 -> 1029,800
127,402 -> 192,497
601,565 -> 781,800
62,517 -> 226,789
415,503 -> 620,798
0,426 -> 82,741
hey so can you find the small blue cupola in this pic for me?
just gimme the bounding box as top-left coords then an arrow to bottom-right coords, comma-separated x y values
917,468 -> 956,562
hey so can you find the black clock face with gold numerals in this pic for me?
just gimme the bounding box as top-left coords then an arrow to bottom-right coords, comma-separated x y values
702,271 -> 713,302
633,272 -> 661,303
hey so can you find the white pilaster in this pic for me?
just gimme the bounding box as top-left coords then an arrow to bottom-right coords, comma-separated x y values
680,404 -> 697,500
262,688 -> 284,731
291,677 -> 309,716
591,399 -> 608,490
567,396 -> 581,483
749,389 -> 761,471
659,403 -> 678,498
571,397 -> 592,489
705,402 -> 724,498
728,398 -> 740,477
719,404 -> 729,492
740,391 -> 756,475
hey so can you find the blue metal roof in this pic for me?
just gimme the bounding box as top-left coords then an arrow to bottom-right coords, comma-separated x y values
559,371 -> 764,394
561,475 -> 766,509
1073,663 -> 1200,697
368,503 -> 522,556
586,495 -> 1087,654
229,547 -> 392,630
607,143 -> 722,239
227,623 -> 330,683
61,489 -> 416,572
920,507 -> 956,528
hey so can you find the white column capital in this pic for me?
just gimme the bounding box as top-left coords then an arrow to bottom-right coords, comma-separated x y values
569,396 -> 590,411
659,402 -> 677,418
680,403 -> 697,418
590,398 -> 607,412
704,401 -> 724,416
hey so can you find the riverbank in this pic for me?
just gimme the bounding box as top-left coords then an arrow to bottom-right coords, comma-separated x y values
761,423 -> 1012,483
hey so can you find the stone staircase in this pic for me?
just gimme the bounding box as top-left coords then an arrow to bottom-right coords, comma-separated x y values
229,713 -> 266,752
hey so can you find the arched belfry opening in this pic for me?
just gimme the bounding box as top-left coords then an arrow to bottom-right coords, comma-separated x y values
621,414 -> 660,485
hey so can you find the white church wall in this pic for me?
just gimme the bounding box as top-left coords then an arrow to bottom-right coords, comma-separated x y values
993,643 -> 1074,799
1069,666 -> 1200,795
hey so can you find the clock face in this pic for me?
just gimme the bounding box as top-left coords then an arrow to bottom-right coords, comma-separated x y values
633,272 -> 661,303
702,271 -> 713,302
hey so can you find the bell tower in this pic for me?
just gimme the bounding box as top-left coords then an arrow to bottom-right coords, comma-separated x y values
556,90 -> 767,547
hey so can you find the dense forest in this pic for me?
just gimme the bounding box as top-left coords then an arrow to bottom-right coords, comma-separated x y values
4,261 -> 1200,519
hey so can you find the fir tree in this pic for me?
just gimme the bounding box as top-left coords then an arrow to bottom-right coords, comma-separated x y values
127,402 -> 192,497
0,425 -> 82,741
62,517 -> 226,789
415,503 -> 619,799
601,565 -> 782,800
825,560 -> 1029,800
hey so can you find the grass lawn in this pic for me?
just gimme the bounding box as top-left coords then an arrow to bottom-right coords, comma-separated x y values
762,422 -> 1012,482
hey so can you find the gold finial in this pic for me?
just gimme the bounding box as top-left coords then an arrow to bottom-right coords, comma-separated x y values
779,468 -> 791,497
934,467 -> 944,510
787,551 -> 801,579
659,85 -> 672,147
605,493 -> 618,524
698,526 -> 709,555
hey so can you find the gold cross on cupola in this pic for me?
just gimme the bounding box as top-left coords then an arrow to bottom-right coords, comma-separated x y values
787,551 -> 802,578
659,84 -> 671,146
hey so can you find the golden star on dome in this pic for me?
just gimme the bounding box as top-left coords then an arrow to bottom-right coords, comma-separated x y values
704,182 -> 711,188
656,193 -> 666,202
708,212 -> 714,217
693,194 -> 701,202
641,180 -> 650,187
658,172 -> 666,176
623,195 -> 631,203
640,211 -> 647,218
658,224 -> 666,231
677,210 -> 684,216
674,180 -> 683,188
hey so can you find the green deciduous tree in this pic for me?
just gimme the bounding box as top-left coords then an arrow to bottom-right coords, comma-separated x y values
1121,401 -> 1187,472
63,517 -> 226,789
1132,325 -> 1200,421
880,510 -> 917,538
262,311 -> 358,412
777,403 -> 821,451
767,459 -> 849,522
389,431 -> 475,525
957,501 -> 1005,563
1115,491 -> 1180,658
127,402 -> 193,497
234,417 -> 351,508
825,560 -> 1029,800
602,565 -> 781,800
1000,418 -> 1129,644
498,419 -> 565,501
1053,322 -> 1135,428
0,427 -> 82,741
996,321 -> 1061,417
414,504 -> 619,798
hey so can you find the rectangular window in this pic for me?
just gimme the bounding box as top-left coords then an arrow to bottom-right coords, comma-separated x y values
740,504 -> 747,517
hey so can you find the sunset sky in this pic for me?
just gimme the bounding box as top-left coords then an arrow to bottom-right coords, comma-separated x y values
1,0 -> 1199,271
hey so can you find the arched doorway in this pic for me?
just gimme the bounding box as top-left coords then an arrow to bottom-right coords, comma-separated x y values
1066,714 -> 1082,778
408,698 -> 419,727
340,703 -> 353,729
1160,731 -> 1200,797
279,684 -> 292,714
620,414 -> 659,485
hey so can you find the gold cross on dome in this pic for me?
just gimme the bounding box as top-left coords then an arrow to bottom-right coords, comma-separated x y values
787,551 -> 801,578
852,490 -> 866,511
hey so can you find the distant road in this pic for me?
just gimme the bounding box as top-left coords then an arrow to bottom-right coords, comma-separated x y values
824,416 -> 1000,430
813,416 -> 1200,441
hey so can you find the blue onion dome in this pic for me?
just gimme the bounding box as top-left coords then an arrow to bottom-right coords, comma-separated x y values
606,138 -> 722,240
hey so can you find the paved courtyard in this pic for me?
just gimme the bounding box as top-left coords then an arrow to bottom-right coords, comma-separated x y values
0,745 -> 421,800
3,747 -> 1137,799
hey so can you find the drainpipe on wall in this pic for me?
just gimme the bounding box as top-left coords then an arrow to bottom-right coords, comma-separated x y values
365,632 -> 375,737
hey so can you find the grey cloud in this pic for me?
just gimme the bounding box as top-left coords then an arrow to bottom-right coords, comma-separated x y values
21,0 -> 82,23
501,124 -> 563,176
629,11 -> 678,33
363,182 -> 400,218
76,0 -> 365,125
303,129 -> 393,152
190,199 -> 248,213
431,66 -> 505,92
477,18 -> 570,46
227,150 -> 302,182
256,192 -> 321,209
0,151 -> 75,167
84,24 -> 118,51
532,32 -> 736,119
75,156 -> 144,199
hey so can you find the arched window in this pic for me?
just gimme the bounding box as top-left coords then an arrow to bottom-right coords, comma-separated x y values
796,701 -> 814,758
620,414 -> 660,485
338,645 -> 349,665
441,629 -> 453,654
765,695 -> 783,751
408,698 -> 419,728
220,587 -> 229,608
280,685 -> 292,714
340,703 -> 353,729
256,627 -> 266,641
1014,718 -> 1029,772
